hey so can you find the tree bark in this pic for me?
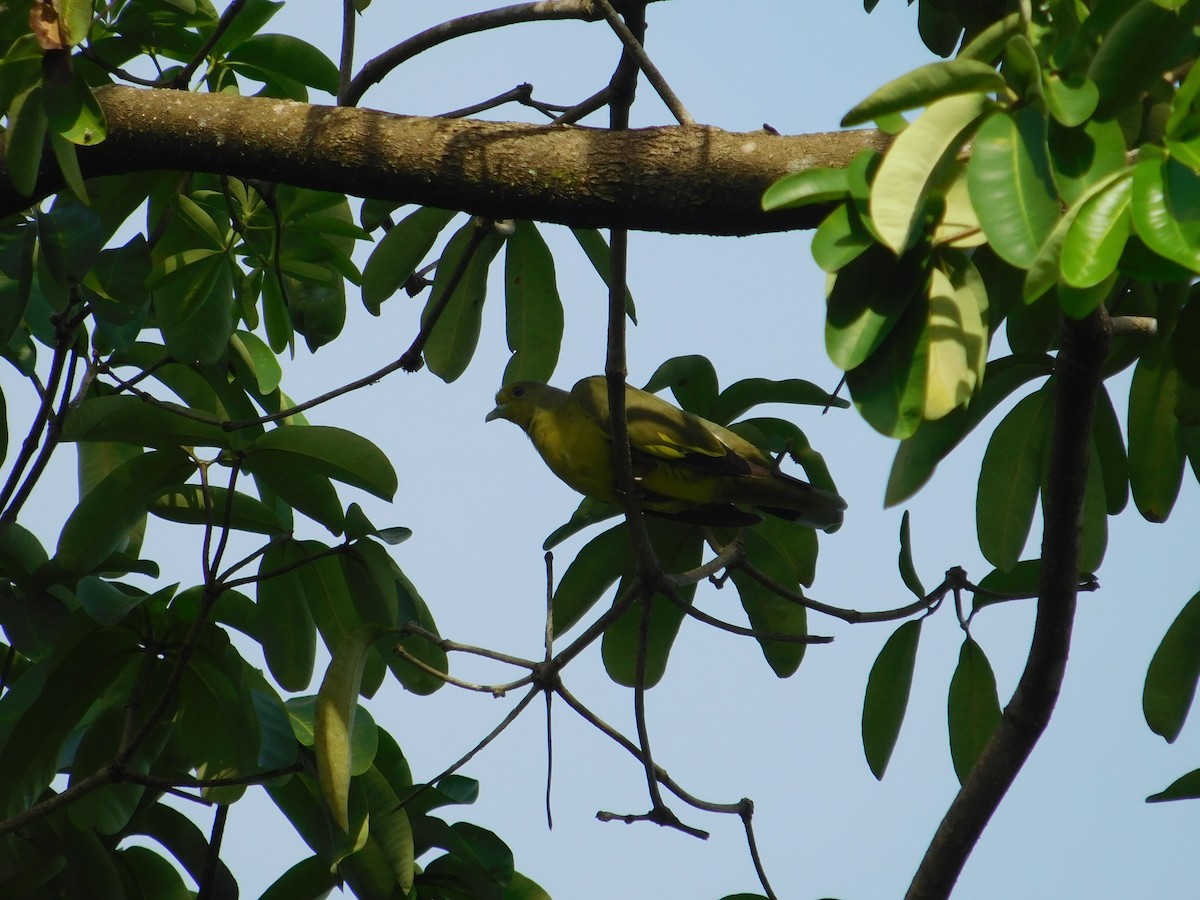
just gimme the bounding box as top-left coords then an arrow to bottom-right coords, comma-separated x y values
905,310 -> 1112,899
0,85 -> 887,233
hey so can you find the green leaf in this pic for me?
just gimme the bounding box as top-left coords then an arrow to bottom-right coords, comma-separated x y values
149,485 -> 286,534
360,767 -> 415,892
361,207 -> 456,314
53,449 -> 196,579
292,540 -> 385,697
947,637 -> 1001,784
841,60 -> 1005,127
38,203 -> 104,285
0,618 -> 137,817
870,93 -> 991,254
922,265 -> 985,420
126,804 -> 238,898
1078,443 -> 1109,573
1131,154 -> 1200,273
1042,73 -> 1098,128
1092,384 -> 1129,516
570,228 -> 636,323
601,520 -> 702,688
258,856 -> 338,900
1061,171 -> 1133,289
811,203 -> 875,272
974,558 -> 1042,612
250,425 -> 398,500
542,497 -> 621,551
1088,0 -> 1195,119
1047,118 -> 1127,208
116,846 -> 190,898
230,329 -> 282,394
958,12 -> 1023,62
976,386 -> 1054,571
151,247 -> 236,366
885,354 -> 1054,505
1128,343 -> 1185,522
862,620 -> 922,779
761,168 -> 849,210
967,108 -> 1061,269
825,242 -> 927,372
845,297 -> 929,439
389,565 -> 448,696
257,540 -> 318,692
503,221 -> 563,384
316,625 -> 388,833
247,452 -> 344,532
897,511 -> 925,599
731,530 -> 809,677
5,86 -> 48,197
1144,590 -> 1200,742
642,355 -> 721,417
42,66 -> 107,145
552,522 -> 632,636
287,268 -> 346,353
61,394 -> 235,450
225,34 -> 340,94
1147,768 -> 1200,803
422,223 -> 506,383
710,377 -> 844,425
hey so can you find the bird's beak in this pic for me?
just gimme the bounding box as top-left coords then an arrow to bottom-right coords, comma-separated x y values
485,405 -> 505,423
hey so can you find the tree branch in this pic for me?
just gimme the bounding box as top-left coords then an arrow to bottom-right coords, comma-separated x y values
0,86 -> 887,234
906,309 -> 1112,899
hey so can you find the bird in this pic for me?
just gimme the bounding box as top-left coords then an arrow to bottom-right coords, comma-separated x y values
486,375 -> 846,530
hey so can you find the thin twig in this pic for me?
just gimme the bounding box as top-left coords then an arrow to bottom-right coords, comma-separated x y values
439,83 -> 573,119
398,622 -> 540,670
397,217 -> 494,372
594,0 -> 695,125
343,0 -> 611,108
552,86 -> 612,125
395,685 -> 541,812
337,0 -> 356,105
171,0 -> 247,89
197,804 -> 228,900
391,645 -> 533,696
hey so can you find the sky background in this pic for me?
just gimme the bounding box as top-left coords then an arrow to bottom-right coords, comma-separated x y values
12,1 -> 1200,898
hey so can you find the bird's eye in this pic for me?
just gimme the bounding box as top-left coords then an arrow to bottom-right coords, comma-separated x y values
512,385 -> 525,398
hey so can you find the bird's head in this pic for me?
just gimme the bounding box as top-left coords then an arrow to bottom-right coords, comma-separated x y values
485,381 -> 549,429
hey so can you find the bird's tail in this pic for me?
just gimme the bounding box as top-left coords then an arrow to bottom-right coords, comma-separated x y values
740,472 -> 846,532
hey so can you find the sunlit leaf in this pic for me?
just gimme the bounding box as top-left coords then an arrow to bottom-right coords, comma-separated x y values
1061,171 -> 1133,289
316,625 -> 388,833
842,60 -> 1005,127
762,168 -> 849,209
967,108 -> 1060,269
871,93 -> 991,253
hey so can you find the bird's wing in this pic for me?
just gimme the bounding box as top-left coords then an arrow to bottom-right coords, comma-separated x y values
571,376 -> 750,476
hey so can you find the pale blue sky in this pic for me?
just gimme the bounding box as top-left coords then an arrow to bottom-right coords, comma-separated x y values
14,2 -> 1200,898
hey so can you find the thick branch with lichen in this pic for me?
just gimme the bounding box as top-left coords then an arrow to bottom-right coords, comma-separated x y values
0,86 -> 886,231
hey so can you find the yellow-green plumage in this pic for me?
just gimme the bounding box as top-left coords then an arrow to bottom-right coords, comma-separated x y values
486,376 -> 846,530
